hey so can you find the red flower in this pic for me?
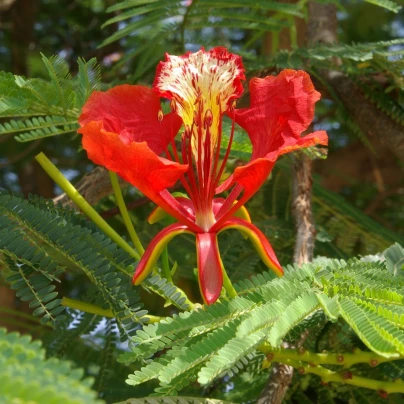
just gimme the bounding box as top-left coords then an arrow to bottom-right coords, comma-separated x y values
78,47 -> 328,305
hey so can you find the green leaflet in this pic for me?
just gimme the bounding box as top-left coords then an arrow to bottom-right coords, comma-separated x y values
0,55 -> 100,142
100,0 -> 304,48
338,298 -> 400,357
0,328 -> 102,404
158,323 -> 242,384
144,274 -> 192,311
0,192 -> 145,340
266,293 -> 320,346
122,249 -> 404,393
384,243 -> 404,277
120,296 -> 258,363
197,332 -> 266,385
364,0 -> 401,13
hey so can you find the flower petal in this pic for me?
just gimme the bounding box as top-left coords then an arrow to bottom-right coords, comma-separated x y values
154,47 -> 245,124
219,218 -> 283,277
79,84 -> 182,155
148,196 -> 195,224
212,198 -> 251,223
78,121 -> 197,226
153,47 -> 245,165
133,223 -> 193,285
214,71 -> 328,226
196,233 -> 224,305
216,129 -> 327,202
235,70 -> 325,159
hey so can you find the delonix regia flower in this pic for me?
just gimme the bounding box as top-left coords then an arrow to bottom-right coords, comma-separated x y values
78,47 -> 328,305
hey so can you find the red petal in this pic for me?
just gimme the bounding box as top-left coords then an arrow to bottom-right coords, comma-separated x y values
214,71 -> 328,225
79,84 -> 182,155
196,233 -> 224,305
218,218 -> 283,277
235,70 -> 325,159
78,121 -> 191,220
133,223 -> 193,285
148,196 -> 195,224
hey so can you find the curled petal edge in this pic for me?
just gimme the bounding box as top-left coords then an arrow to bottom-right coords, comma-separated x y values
218,217 -> 283,277
133,224 -> 194,285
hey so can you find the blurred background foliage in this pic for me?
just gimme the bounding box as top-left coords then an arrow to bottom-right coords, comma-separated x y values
0,0 -> 403,402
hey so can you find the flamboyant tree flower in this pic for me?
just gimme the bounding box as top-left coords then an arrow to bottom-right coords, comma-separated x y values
78,47 -> 328,305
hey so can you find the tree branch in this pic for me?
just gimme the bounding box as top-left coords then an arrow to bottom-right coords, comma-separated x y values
53,166 -> 127,207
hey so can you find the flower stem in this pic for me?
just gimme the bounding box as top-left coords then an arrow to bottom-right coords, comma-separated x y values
161,246 -> 173,282
35,152 -> 140,261
62,297 -> 161,323
222,266 -> 238,298
109,171 -> 145,256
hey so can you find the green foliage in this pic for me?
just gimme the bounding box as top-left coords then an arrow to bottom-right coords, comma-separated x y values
0,191 -> 146,338
0,1 -> 403,402
249,38 -> 404,70
0,328 -> 102,403
122,255 -> 404,395
101,0 -> 302,48
364,0 -> 401,13
144,274 -> 193,311
384,243 -> 404,276
0,55 -> 101,142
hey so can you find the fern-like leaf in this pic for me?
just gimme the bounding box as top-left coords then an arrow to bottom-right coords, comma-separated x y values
0,328 -> 102,403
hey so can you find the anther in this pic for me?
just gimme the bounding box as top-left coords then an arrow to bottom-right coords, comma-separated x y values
229,99 -> 236,112
170,100 -> 177,113
157,109 -> 164,123
204,109 -> 213,128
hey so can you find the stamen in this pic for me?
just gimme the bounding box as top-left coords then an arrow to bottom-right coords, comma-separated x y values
196,101 -> 204,190
213,104 -> 236,190
170,99 -> 177,113
208,100 -> 223,200
204,109 -> 213,128
186,129 -> 201,210
213,183 -> 244,228
158,113 -> 173,162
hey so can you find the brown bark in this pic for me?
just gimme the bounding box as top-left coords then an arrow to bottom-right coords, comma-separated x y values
10,0 -> 39,75
0,0 -> 16,12
257,358 -> 294,404
292,154 -> 315,264
53,166 -> 127,208
325,73 -> 404,161
0,0 -> 42,333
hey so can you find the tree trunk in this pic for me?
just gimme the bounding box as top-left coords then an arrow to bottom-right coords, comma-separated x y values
0,0 -> 42,333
